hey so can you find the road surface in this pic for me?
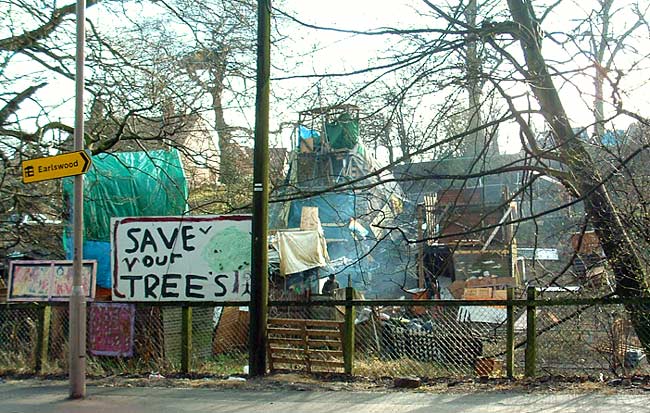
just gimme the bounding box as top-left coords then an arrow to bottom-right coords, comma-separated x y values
1,380 -> 649,413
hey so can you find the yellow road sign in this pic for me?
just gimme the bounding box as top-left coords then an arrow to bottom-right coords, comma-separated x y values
22,151 -> 92,183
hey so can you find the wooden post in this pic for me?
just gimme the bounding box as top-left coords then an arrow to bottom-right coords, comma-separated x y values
35,304 -> 51,373
181,305 -> 192,374
525,286 -> 537,377
302,322 -> 310,373
249,0 -> 271,377
417,204 -> 425,289
343,287 -> 356,375
506,287 -> 515,378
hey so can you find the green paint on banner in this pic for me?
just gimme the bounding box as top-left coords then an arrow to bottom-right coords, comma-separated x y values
202,226 -> 251,273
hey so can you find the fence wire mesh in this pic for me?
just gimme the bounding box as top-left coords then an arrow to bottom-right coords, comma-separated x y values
0,304 -> 39,373
535,304 -> 650,377
353,305 -> 506,378
1,299 -> 650,380
0,303 -> 250,377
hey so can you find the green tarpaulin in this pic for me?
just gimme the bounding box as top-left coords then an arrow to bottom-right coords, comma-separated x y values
325,112 -> 359,150
63,149 -> 188,242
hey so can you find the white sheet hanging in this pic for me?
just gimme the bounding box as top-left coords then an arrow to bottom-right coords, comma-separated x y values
275,230 -> 330,276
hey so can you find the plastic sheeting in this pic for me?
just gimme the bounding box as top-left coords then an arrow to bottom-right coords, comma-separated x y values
298,125 -> 321,144
63,238 -> 111,288
324,113 -> 358,150
62,150 -> 188,242
287,192 -> 372,261
457,306 -> 507,324
62,149 -> 188,288
274,230 -> 329,276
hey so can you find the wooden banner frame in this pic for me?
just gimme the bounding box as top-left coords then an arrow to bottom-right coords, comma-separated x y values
7,260 -> 97,302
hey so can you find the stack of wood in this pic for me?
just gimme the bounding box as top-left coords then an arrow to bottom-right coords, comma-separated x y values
449,277 -> 515,301
213,307 -> 249,355
381,321 -> 482,364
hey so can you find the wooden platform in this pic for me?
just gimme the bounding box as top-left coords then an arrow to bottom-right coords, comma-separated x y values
267,317 -> 345,373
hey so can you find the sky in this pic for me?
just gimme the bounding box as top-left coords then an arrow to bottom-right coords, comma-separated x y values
6,0 -> 650,161
268,0 -> 650,159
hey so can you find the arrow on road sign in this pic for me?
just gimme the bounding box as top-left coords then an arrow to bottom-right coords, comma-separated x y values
22,151 -> 92,183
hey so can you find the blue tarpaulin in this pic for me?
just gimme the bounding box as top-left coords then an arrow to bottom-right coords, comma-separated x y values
63,238 -> 111,288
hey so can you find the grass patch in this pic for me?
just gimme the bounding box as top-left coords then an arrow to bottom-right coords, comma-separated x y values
195,353 -> 248,376
354,355 -> 474,379
0,351 -> 34,375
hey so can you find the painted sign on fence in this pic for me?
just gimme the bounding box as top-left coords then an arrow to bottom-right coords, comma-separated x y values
89,303 -> 135,357
7,260 -> 96,301
111,215 -> 252,302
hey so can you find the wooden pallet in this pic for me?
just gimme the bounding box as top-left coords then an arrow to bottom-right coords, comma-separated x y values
267,317 -> 345,373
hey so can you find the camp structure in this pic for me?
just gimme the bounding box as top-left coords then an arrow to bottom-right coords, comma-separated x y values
391,157 -> 523,302
58,150 -> 217,363
269,105 -> 410,298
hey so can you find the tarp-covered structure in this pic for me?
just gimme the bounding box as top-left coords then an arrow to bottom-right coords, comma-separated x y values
62,150 -> 188,288
270,105 -> 412,297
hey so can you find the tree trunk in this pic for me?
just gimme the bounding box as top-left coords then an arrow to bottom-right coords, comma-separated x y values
594,70 -> 605,138
593,0 -> 612,139
187,46 -> 245,188
507,0 -> 650,352
463,0 -> 491,157
210,85 -> 240,187
396,108 -> 410,162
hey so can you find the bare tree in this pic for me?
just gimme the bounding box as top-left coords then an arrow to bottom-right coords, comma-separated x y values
172,0 -> 258,186
569,0 -> 649,137
275,0 -> 650,349
0,0 -> 262,260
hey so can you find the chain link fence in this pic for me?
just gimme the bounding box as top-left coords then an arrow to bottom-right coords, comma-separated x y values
0,304 -> 40,374
0,303 -> 250,377
265,296 -> 650,379
1,297 -> 649,380
535,304 -> 648,377
352,304 -> 507,378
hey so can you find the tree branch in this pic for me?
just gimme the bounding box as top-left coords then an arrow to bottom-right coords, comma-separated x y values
0,83 -> 48,125
0,0 -> 98,52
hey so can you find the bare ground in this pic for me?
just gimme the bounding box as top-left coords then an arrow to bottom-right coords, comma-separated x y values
3,372 -> 649,395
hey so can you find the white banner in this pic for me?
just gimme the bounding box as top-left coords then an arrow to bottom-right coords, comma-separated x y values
111,215 -> 251,302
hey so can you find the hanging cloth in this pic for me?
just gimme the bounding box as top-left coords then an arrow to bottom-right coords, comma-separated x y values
275,230 -> 330,276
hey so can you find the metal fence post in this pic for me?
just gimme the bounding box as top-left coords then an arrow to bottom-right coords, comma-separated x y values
506,287 -> 514,378
343,287 -> 356,375
181,305 -> 192,374
34,304 -> 51,374
525,286 -> 537,377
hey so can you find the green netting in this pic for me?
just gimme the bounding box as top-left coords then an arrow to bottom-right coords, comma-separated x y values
325,112 -> 359,150
63,149 -> 188,241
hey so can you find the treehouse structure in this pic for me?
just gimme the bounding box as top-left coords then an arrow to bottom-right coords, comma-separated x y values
269,105 -> 409,298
